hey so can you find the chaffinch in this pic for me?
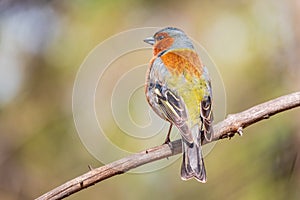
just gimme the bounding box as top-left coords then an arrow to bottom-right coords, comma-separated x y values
144,27 -> 213,182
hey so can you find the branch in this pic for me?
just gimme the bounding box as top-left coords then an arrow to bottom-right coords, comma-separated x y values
36,92 -> 300,200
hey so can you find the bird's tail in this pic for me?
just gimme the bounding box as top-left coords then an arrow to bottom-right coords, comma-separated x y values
181,140 -> 206,183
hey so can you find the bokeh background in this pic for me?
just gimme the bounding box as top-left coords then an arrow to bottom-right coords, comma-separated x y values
0,0 -> 300,199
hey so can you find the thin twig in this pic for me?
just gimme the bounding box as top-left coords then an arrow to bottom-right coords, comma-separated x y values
36,92 -> 300,200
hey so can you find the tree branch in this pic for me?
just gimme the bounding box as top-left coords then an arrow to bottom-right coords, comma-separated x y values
36,92 -> 300,200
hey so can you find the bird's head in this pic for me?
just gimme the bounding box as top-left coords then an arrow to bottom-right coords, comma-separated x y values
144,27 -> 194,56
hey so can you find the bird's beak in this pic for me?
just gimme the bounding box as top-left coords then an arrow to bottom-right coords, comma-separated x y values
143,37 -> 155,45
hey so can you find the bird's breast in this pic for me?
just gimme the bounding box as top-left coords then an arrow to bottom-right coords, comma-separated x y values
160,49 -> 203,78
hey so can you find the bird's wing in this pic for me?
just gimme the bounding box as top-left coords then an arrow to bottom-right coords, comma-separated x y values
152,82 -> 194,144
199,64 -> 214,142
200,95 -> 213,141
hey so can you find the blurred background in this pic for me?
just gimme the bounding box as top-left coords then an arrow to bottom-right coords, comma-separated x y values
0,0 -> 299,199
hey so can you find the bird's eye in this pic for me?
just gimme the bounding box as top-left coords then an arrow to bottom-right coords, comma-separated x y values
156,35 -> 165,41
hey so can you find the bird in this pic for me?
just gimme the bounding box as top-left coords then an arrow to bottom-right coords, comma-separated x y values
144,27 -> 213,182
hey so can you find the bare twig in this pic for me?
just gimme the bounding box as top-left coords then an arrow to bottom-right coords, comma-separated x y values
36,92 -> 300,200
